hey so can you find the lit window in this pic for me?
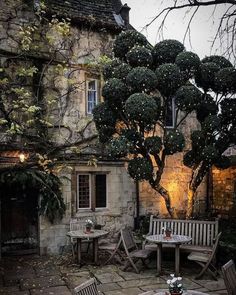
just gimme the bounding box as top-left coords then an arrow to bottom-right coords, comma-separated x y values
166,97 -> 175,128
77,173 -> 107,210
87,80 -> 98,114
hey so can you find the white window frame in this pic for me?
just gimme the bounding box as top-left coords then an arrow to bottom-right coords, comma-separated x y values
166,97 -> 175,128
86,79 -> 98,115
77,173 -> 107,211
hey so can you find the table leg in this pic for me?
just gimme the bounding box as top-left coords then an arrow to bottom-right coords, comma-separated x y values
175,244 -> 180,276
77,238 -> 82,267
156,244 -> 162,276
93,238 -> 98,265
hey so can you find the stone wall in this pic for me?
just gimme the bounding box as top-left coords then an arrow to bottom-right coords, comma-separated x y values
212,165 -> 236,218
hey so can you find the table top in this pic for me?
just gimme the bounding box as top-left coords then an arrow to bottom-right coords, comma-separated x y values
145,234 -> 192,244
152,290 -> 209,295
67,229 -> 108,239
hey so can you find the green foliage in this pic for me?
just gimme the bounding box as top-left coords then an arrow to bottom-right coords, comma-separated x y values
201,145 -> 219,163
195,62 -> 220,91
221,98 -> 236,124
113,30 -> 148,59
175,51 -> 200,78
103,58 -> 122,80
0,168 -> 65,223
152,39 -> 185,66
97,126 -> 116,143
128,157 -> 153,181
196,94 -> 218,122
202,115 -> 221,133
191,130 -> 205,150
126,46 -> 153,67
155,63 -> 182,96
175,85 -> 202,112
92,101 -> 116,130
125,93 -> 157,127
107,136 -> 129,158
214,156 -> 231,169
202,55 -> 233,69
164,130 -> 185,155
144,136 -> 162,154
102,78 -> 128,107
183,150 -> 196,168
126,67 -> 157,93
214,67 -> 236,93
113,63 -> 132,82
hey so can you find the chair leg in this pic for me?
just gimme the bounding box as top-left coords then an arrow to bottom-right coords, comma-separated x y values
195,261 -> 218,280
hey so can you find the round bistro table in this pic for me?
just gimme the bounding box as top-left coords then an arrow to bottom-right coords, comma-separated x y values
145,234 -> 192,276
67,229 -> 108,266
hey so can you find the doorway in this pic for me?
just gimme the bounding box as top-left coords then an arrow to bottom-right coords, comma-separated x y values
1,185 -> 39,255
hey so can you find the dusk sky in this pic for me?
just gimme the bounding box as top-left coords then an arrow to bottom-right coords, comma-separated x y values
125,0 -> 228,59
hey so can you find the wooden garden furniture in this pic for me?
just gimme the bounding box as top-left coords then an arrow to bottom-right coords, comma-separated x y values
121,228 -> 153,274
145,234 -> 192,276
187,232 -> 222,279
222,259 -> 236,295
74,278 -> 99,295
99,235 -> 124,265
145,215 -> 219,253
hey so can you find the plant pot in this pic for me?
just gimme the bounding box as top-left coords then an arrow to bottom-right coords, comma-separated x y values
170,292 -> 183,295
85,226 -> 92,233
165,230 -> 172,238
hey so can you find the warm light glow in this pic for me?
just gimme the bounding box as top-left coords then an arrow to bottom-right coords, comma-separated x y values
19,153 -> 26,163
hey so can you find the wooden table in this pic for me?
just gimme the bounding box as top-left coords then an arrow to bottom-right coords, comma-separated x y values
153,290 -> 209,295
67,229 -> 108,266
145,234 -> 192,276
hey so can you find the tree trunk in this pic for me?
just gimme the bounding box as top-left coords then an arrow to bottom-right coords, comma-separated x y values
186,185 -> 195,219
152,183 -> 177,218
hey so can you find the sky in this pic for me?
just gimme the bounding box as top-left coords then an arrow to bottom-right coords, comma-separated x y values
125,0 -> 229,60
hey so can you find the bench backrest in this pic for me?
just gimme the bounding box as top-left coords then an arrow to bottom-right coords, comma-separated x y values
148,215 -> 219,247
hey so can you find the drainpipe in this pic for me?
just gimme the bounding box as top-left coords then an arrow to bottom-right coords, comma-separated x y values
135,180 -> 140,230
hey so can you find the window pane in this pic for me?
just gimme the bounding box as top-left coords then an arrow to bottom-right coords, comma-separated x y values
78,175 -> 90,208
88,80 -> 96,90
87,80 -> 97,114
95,174 -> 106,208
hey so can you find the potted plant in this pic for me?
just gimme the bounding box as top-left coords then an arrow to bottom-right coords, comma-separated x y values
167,274 -> 183,295
165,227 -> 172,238
85,219 -> 93,233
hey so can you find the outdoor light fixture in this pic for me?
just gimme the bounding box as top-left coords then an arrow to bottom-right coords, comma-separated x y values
19,153 -> 26,163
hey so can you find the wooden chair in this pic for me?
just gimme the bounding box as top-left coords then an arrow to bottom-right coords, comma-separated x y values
74,278 -> 99,295
70,219 -> 91,259
99,236 -> 124,265
187,232 -> 222,280
121,228 -> 153,274
222,260 -> 236,295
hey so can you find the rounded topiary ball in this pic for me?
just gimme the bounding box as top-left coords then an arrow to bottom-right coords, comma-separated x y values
103,59 -> 122,80
201,145 -> 219,163
152,39 -> 185,66
196,94 -> 218,122
113,30 -> 148,59
107,136 -> 129,158
214,156 -> 231,169
125,93 -> 157,127
175,51 -> 200,77
202,115 -> 221,133
144,136 -> 162,154
175,85 -> 202,112
155,63 -> 182,96
221,98 -> 236,124
126,67 -> 157,93
102,78 -> 128,107
214,67 -> 236,93
183,150 -> 197,168
112,63 -> 132,82
164,130 -> 185,155
92,101 -> 116,130
128,157 -> 153,181
126,46 -> 153,67
195,62 -> 220,91
202,55 -> 233,69
191,130 -> 205,150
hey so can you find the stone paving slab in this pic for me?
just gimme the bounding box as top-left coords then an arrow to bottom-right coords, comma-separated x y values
20,275 -> 66,290
117,277 -> 165,289
97,282 -> 121,292
63,273 -> 92,289
30,285 -> 72,295
117,269 -> 157,281
192,278 -> 226,291
103,287 -> 143,295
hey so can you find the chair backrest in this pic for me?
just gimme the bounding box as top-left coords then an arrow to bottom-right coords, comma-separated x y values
121,228 -> 137,252
148,215 -> 219,246
222,260 -> 236,295
70,218 -> 86,231
74,278 -> 99,295
206,232 -> 222,263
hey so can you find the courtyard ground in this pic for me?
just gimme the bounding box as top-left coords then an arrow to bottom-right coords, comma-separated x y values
0,253 -> 227,295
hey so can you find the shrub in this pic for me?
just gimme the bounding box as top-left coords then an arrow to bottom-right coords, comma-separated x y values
175,51 -> 200,77
126,46 -> 153,67
195,62 -> 220,91
128,157 -> 153,181
202,55 -> 233,69
164,130 -> 185,155
175,85 -> 202,112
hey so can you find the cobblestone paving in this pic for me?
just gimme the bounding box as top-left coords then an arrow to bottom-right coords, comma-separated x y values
0,254 -> 227,294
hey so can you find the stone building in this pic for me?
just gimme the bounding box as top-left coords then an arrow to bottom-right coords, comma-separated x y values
0,0 -> 210,256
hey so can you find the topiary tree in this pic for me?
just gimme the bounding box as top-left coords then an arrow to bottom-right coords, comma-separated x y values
93,30 -> 236,218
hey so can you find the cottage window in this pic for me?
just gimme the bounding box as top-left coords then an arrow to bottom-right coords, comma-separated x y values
86,79 -> 98,114
166,97 -> 175,128
77,173 -> 107,210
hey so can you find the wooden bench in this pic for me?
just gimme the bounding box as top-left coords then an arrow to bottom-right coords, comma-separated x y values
144,215 -> 219,253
